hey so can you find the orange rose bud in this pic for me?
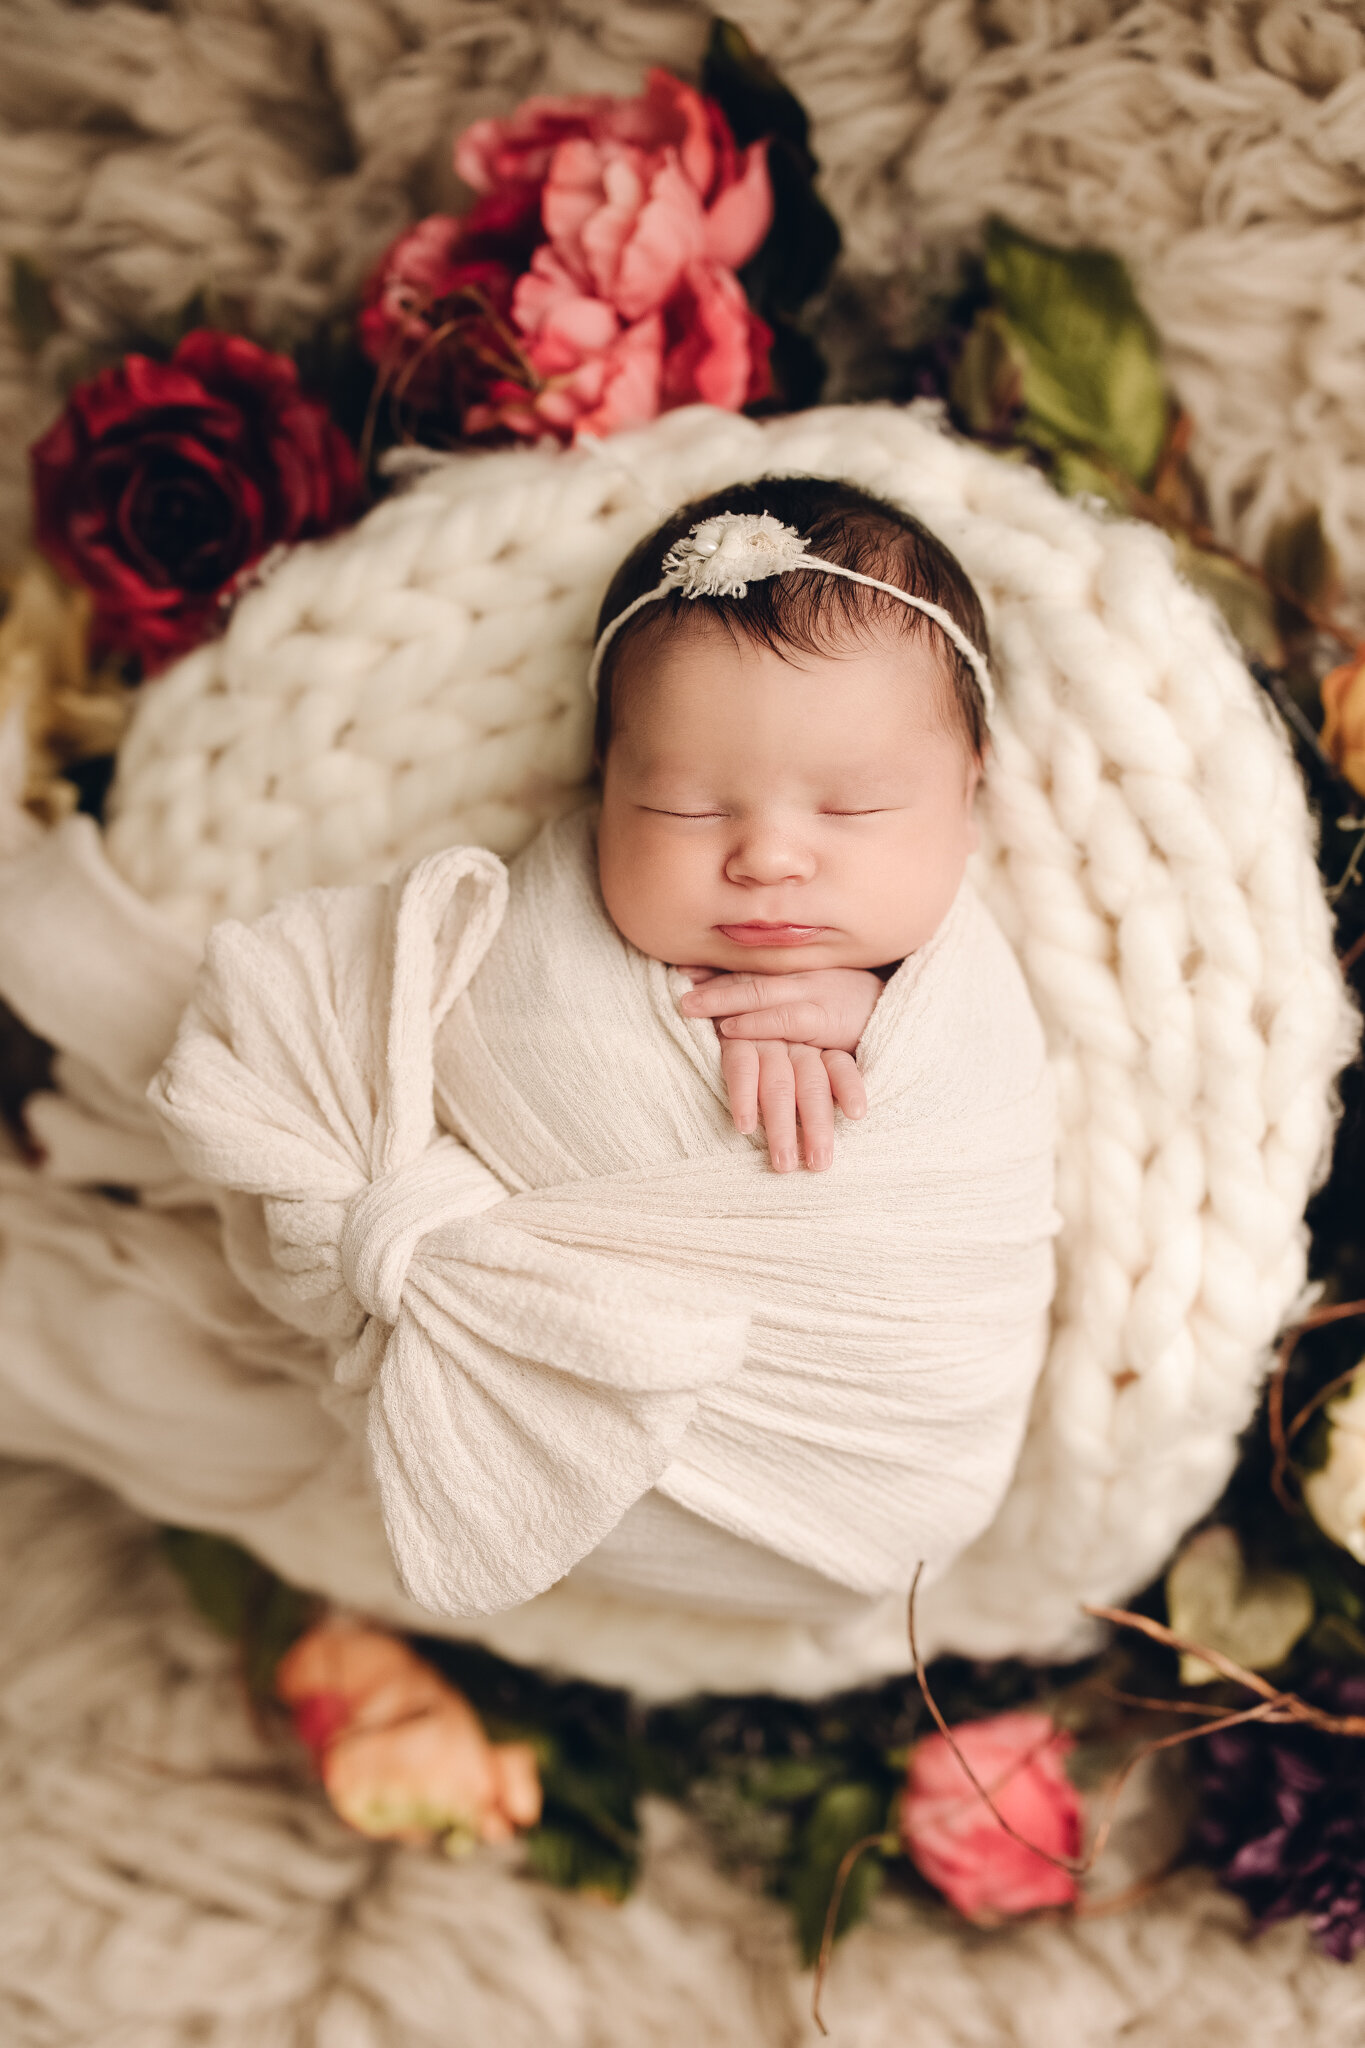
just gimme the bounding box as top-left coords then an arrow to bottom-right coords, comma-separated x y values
1320,645 -> 1365,797
276,1620 -> 542,1854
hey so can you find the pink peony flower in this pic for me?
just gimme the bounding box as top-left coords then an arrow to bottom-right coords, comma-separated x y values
900,1712 -> 1083,1921
276,1620 -> 542,1852
360,69 -> 773,444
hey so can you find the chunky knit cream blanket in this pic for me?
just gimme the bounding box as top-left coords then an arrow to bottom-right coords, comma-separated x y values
148,799 -> 1058,1624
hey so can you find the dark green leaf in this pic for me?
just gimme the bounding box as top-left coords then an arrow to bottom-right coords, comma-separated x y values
948,312 -> 1024,441
1305,1611 -> 1365,1667
983,218 -> 1168,488
703,19 -> 813,156
743,1754 -> 837,1804
10,256 -> 61,354
159,1527 -> 314,1698
1264,507 -> 1339,617
786,1781 -> 888,1964
755,316 -> 828,413
524,1818 -> 636,1899
704,17 -> 840,377
539,1753 -> 639,1854
739,138 -> 842,327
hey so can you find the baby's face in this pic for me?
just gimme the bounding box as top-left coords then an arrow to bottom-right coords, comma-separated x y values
596,621 -> 982,973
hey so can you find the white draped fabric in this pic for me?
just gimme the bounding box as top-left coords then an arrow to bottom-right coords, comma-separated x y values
149,803 -> 1059,1621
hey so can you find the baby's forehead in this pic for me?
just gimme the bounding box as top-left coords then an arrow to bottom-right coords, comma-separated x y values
616,614 -> 961,738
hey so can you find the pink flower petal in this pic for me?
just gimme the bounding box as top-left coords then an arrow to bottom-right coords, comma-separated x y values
703,140 -> 774,271
611,153 -> 707,322
900,1712 -> 1083,1922
660,260 -> 756,412
572,311 -> 663,438
564,146 -> 650,301
454,94 -> 617,192
640,68 -> 715,195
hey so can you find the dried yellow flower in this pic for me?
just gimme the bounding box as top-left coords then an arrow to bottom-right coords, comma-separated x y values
0,555 -> 130,825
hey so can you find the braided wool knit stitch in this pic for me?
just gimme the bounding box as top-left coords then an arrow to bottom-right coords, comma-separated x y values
88,400 -> 1356,1671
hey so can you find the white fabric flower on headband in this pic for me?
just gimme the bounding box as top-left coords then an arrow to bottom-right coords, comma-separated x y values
587,507 -> 996,719
660,513 -> 811,598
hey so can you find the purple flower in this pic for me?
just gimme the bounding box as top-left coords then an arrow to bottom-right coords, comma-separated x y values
1191,1673 -> 1365,1961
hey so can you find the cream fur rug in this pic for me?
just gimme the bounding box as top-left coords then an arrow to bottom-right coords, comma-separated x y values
5,5 -> 1365,2038
4,1454 -> 1365,2047
3,1 -> 1365,613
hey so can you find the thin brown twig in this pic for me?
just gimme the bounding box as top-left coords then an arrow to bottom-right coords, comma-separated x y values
1089,1680 -> 1295,1722
807,1548 -> 1365,2036
1267,1298 -> 1365,1512
810,1830 -> 888,2036
1082,1603 -> 1365,1735
1071,1866 -> 1179,1919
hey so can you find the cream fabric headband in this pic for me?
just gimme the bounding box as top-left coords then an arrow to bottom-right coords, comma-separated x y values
586,510 -> 995,720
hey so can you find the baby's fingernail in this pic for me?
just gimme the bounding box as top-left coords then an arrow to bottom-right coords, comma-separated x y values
773,1150 -> 797,1172
718,1018 -> 735,1033
850,1103 -> 866,1118
808,1150 -> 832,1171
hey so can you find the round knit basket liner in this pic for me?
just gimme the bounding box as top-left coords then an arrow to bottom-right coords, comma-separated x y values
100,401 -> 1357,1681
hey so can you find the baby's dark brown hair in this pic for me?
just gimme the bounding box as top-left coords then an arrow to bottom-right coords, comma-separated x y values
589,475 -> 991,775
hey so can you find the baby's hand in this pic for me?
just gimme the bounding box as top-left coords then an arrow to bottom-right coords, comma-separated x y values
676,967 -> 884,1172
677,966 -> 885,1056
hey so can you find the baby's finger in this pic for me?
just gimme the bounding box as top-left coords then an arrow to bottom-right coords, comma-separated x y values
678,973 -> 786,1016
755,1040 -> 800,1172
823,1049 -> 866,1122
719,1036 -> 760,1134
790,1044 -> 836,1170
714,1000 -> 830,1043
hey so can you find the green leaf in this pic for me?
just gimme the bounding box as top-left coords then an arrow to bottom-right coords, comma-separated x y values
159,1527 -> 314,1697
786,1781 -> 887,1965
1170,534 -> 1283,665
523,1819 -> 635,1900
982,218 -> 1169,488
743,1755 -> 837,1805
1165,1525 -> 1314,1686
10,256 -> 61,354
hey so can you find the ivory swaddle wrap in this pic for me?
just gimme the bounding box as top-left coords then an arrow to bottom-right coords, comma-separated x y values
150,801 -> 1059,1623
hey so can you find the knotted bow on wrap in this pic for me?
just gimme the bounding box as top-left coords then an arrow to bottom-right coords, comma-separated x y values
149,848 -> 752,1619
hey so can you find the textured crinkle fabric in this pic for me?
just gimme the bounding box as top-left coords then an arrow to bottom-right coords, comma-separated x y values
3,1 -> 1365,617
146,801 -> 1057,1623
0,399 -> 1354,1691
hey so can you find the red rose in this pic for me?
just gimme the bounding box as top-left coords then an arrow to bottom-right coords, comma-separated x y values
30,330 -> 363,674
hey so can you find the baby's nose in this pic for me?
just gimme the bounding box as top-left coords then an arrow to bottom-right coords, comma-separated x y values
724,834 -> 817,885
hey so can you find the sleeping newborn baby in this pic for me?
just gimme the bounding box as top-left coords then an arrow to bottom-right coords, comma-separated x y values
590,475 -> 991,1177
151,475 -> 1059,1634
